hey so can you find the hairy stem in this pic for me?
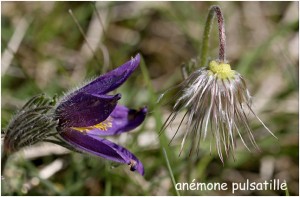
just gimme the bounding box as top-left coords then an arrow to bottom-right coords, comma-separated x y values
1,150 -> 8,175
200,5 -> 226,66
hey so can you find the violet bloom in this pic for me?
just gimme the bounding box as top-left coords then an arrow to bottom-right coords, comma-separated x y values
55,54 -> 146,175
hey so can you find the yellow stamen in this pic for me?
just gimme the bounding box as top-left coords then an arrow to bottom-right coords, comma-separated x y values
72,117 -> 113,133
208,60 -> 235,79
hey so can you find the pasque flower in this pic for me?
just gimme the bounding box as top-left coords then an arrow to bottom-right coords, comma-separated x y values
55,54 -> 147,175
162,6 -> 276,162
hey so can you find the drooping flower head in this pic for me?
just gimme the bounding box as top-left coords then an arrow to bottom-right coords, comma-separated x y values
55,54 -> 147,175
161,6 -> 276,162
164,59 -> 276,162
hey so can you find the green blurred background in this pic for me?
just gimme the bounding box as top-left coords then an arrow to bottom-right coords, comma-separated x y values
1,1 -> 298,195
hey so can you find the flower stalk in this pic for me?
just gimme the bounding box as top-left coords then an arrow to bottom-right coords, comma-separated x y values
1,150 -> 8,174
200,5 -> 226,66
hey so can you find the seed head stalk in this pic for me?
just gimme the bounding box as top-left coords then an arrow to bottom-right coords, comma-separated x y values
200,5 -> 226,66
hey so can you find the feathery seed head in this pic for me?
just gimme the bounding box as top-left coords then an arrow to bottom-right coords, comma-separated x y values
161,5 -> 276,163
162,59 -> 275,162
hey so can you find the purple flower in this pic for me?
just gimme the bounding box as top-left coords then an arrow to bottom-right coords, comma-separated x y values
55,54 -> 146,175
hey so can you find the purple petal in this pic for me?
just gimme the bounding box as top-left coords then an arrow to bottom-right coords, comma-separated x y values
79,54 -> 140,95
88,105 -> 147,136
60,128 -> 144,175
56,92 -> 121,128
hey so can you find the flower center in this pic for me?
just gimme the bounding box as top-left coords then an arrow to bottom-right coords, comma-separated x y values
208,60 -> 235,79
72,117 -> 113,133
